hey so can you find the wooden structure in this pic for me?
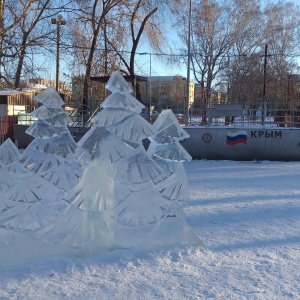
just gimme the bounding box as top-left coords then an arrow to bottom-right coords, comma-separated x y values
0,88 -> 42,144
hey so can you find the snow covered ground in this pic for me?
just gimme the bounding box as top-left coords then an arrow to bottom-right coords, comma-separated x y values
0,159 -> 299,299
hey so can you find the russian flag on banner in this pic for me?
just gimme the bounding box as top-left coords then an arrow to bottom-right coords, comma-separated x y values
226,130 -> 247,145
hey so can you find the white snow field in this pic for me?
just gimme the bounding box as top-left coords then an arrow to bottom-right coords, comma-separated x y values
0,159 -> 299,299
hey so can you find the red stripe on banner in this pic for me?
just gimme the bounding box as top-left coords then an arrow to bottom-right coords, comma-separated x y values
226,139 -> 247,145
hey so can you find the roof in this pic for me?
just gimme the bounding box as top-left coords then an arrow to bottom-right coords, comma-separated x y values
0,88 -> 43,96
90,75 -> 148,83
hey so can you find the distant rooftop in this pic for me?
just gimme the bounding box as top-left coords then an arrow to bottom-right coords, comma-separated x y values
0,88 -> 43,96
149,76 -> 186,81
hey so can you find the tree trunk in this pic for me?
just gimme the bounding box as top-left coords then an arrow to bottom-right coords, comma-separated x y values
14,35 -> 28,88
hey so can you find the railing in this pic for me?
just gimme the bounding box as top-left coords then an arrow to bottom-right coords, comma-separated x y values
6,101 -> 300,138
165,103 -> 300,128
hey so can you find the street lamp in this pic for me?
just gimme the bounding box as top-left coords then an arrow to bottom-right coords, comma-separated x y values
51,15 -> 66,92
185,0 -> 192,126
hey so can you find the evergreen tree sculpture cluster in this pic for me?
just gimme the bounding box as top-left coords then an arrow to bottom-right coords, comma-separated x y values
0,71 -> 201,263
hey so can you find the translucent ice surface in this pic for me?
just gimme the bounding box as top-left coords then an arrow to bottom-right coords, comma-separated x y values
25,132 -> 77,157
37,205 -> 113,249
0,138 -> 20,166
101,92 -> 144,113
26,120 -> 66,138
76,126 -> 136,164
31,106 -> 71,126
147,140 -> 192,162
106,113 -> 156,143
33,86 -> 65,108
111,181 -> 168,226
107,147 -> 162,185
106,71 -> 133,94
3,172 -> 64,203
150,109 -> 190,143
20,147 -> 65,175
91,108 -> 135,126
0,199 -> 69,231
43,160 -> 83,193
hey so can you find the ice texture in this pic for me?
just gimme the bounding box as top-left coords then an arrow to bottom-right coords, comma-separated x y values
20,86 -> 81,196
106,113 -> 156,143
33,86 -> 65,107
107,147 -> 162,184
31,106 -> 71,125
111,181 -> 168,226
91,107 -> 135,126
20,87 -> 78,174
101,92 -> 144,113
148,109 -> 192,205
36,205 -> 113,249
0,138 -> 20,166
76,126 -> 136,164
0,167 -> 17,191
42,160 -> 83,193
0,226 -> 28,247
147,139 -> 192,162
26,120 -> 66,138
20,147 -> 64,174
0,199 -> 69,231
150,109 -> 190,143
106,71 -> 133,94
25,132 -> 77,157
3,173 -> 64,203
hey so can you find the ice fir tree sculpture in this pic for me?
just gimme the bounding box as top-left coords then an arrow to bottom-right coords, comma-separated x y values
20,86 -> 82,192
147,109 -> 192,209
36,71 -> 201,252
0,138 -> 65,232
0,139 -> 28,224
0,138 -> 63,204
0,73 -> 202,263
0,138 -> 22,191
36,72 -> 164,250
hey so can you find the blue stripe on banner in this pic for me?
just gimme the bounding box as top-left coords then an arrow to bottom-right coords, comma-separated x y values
226,131 -> 247,145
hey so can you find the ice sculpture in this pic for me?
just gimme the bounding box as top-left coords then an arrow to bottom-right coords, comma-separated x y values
37,72 -> 201,251
148,109 -> 192,205
0,138 -> 65,233
0,89 -> 77,251
0,138 -> 23,192
0,72 -> 202,264
0,138 -> 20,166
20,86 -> 83,192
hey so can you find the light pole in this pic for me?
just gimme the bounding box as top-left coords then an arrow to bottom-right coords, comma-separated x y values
261,44 -> 267,124
185,0 -> 192,126
51,15 -> 66,92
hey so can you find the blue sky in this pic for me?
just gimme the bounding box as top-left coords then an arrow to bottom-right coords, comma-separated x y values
52,0 -> 300,84
135,0 -> 300,81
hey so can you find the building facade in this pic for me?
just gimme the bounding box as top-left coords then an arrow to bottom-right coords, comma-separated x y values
147,76 -> 194,114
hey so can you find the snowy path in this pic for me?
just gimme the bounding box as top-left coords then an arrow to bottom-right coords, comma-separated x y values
0,160 -> 300,299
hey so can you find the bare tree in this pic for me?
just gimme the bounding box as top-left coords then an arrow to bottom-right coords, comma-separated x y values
224,0 -> 300,109
0,0 -> 71,88
223,0 -> 264,104
263,1 -> 300,103
13,0 -> 52,88
67,0 -> 122,116
104,0 -> 160,101
184,0 -> 235,123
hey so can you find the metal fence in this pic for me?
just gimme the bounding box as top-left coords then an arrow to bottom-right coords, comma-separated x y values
16,102 -> 300,129
170,102 -> 300,128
